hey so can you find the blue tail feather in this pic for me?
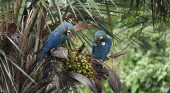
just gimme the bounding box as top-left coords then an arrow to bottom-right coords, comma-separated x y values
32,48 -> 49,67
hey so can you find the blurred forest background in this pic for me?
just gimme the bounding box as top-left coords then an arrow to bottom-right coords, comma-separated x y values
0,0 -> 170,93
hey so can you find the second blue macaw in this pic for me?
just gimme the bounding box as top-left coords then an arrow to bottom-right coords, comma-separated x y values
32,22 -> 74,67
92,30 -> 112,60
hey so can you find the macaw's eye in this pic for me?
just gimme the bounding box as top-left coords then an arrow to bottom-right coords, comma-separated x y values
67,29 -> 73,38
67,29 -> 71,33
99,34 -> 103,40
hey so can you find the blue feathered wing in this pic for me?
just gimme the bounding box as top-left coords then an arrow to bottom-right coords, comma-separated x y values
92,38 -> 112,60
32,31 -> 62,67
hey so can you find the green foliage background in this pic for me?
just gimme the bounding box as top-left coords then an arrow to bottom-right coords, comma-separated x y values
0,0 -> 170,93
117,27 -> 170,93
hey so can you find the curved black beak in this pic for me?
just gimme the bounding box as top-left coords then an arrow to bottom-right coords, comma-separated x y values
67,29 -> 74,38
93,37 -> 99,47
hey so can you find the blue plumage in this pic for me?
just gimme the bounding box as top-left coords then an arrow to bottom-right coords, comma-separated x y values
32,22 -> 74,67
53,22 -> 74,47
92,30 -> 112,60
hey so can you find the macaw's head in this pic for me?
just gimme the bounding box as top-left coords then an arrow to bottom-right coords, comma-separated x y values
93,30 -> 108,46
59,22 -> 75,38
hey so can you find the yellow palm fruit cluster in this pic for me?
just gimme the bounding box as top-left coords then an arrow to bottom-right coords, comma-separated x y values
65,51 -> 95,78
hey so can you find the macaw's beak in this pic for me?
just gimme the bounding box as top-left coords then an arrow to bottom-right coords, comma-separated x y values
99,35 -> 103,40
67,29 -> 74,38
93,37 -> 99,47
67,29 -> 71,33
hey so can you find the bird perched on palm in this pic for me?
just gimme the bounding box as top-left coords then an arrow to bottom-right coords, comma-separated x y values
92,30 -> 112,60
32,22 -> 74,67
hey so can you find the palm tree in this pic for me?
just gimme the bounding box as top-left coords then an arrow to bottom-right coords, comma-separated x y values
0,0 -> 169,93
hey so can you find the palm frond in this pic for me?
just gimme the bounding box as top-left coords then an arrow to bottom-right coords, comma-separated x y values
1,0 -> 170,92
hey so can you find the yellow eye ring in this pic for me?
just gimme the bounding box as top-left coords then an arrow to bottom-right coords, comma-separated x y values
99,34 -> 103,40
67,27 -> 71,33
67,29 -> 71,33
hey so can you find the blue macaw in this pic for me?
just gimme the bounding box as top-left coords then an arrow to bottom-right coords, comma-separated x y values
32,22 -> 74,67
92,30 -> 112,60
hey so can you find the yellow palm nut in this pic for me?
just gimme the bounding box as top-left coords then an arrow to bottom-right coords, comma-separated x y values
82,56 -> 86,59
69,51 -> 77,58
75,57 -> 78,61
